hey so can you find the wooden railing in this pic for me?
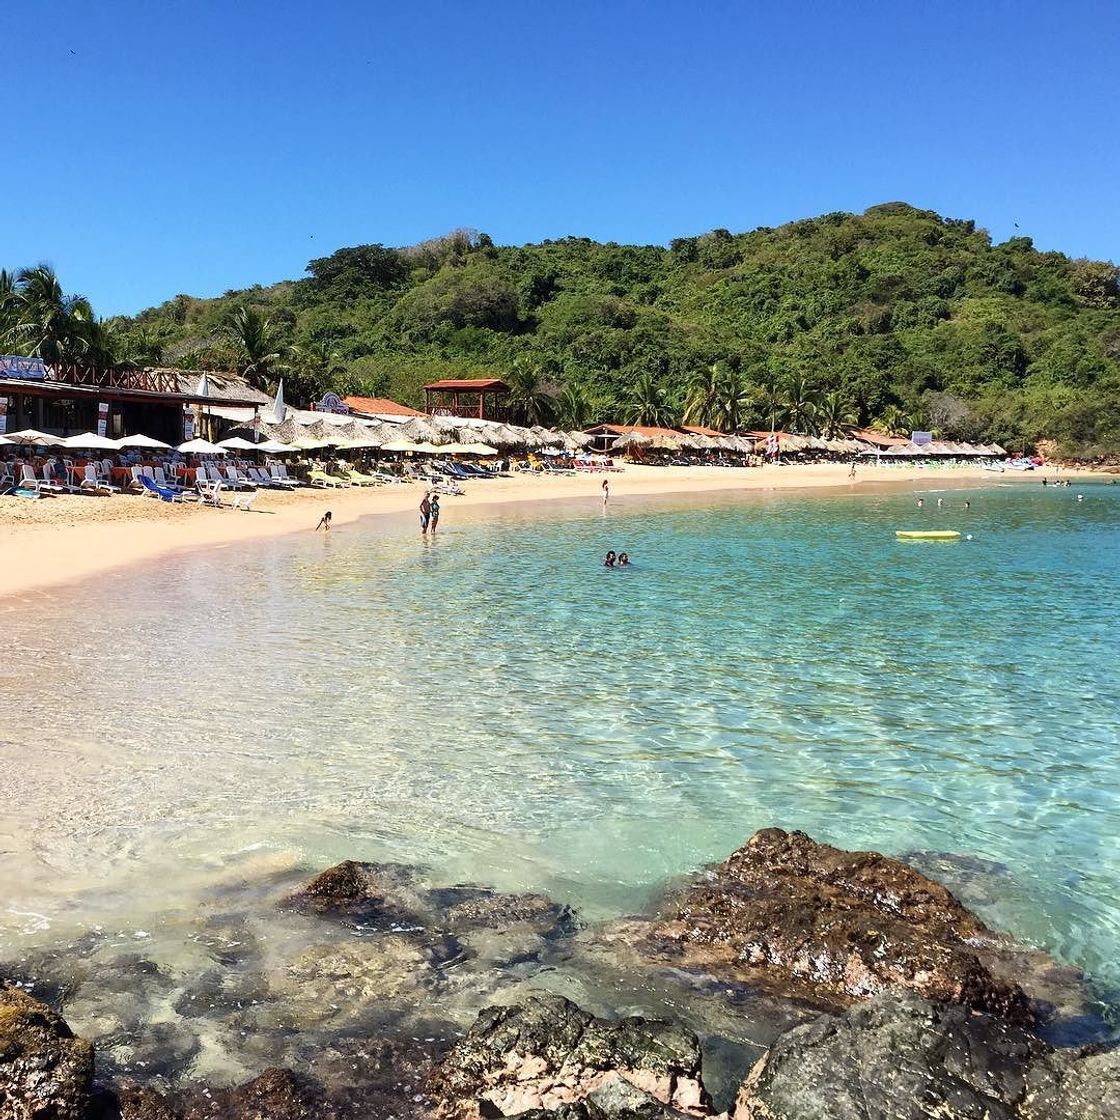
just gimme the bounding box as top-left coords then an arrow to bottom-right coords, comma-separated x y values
48,366 -> 181,393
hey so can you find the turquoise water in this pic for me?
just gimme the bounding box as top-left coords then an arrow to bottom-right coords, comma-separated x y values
1,481 -> 1118,1017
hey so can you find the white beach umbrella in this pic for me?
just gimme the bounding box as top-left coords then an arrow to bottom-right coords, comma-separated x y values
0,435 -> 13,446
118,434 -> 172,449
177,437 -> 227,454
255,439 -> 295,453
62,432 -> 123,450
382,438 -> 424,453
217,436 -> 261,451
5,429 -> 63,446
461,442 -> 498,456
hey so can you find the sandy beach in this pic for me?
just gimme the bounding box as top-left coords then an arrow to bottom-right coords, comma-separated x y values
0,462 -> 1095,601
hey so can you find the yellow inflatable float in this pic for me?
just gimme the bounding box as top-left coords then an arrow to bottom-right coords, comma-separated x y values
895,530 -> 961,541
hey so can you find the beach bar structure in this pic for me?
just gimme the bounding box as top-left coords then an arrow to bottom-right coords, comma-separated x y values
423,378 -> 510,420
0,358 -> 268,444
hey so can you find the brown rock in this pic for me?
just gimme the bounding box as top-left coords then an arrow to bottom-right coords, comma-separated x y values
0,984 -> 94,1120
644,828 -> 1031,1022
429,995 -> 714,1120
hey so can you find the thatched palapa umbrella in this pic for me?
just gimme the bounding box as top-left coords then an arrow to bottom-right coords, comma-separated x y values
611,431 -> 653,452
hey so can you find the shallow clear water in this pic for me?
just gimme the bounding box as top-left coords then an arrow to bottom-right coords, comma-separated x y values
2,481 -> 1118,1017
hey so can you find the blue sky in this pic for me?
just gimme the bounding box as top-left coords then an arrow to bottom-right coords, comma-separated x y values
4,0 -> 1118,315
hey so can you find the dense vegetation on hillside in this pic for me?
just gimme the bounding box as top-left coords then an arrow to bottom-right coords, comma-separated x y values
5,203 -> 1119,451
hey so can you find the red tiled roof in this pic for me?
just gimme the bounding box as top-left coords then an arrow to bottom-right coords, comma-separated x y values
342,395 -> 423,417
680,424 -> 725,437
589,424 -> 686,439
850,427 -> 910,447
424,378 -> 510,391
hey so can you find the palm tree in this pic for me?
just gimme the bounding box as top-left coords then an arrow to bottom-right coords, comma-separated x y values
817,389 -> 857,438
555,382 -> 592,430
871,404 -> 916,437
505,359 -> 556,426
0,269 -> 19,349
682,364 -> 721,428
287,337 -> 343,404
225,306 -> 282,390
14,265 -> 95,367
780,374 -> 821,435
622,372 -> 676,427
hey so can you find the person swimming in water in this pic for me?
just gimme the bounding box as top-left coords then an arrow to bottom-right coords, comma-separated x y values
964,500 -> 971,511
604,550 -> 616,567
618,552 -> 630,567
917,497 -> 924,508
936,497 -> 944,508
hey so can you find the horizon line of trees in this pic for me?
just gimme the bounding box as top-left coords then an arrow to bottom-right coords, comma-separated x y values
6,196 -> 1120,457
0,265 -> 929,439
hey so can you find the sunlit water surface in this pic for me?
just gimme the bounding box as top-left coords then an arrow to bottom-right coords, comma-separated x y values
2,481 -> 1118,1030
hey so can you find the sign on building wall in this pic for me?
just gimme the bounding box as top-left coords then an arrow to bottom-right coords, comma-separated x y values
314,392 -> 349,414
183,406 -> 194,442
96,402 -> 110,438
0,398 -> 7,435
0,356 -> 46,380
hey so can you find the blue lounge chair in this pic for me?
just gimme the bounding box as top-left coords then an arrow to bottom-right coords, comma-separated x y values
139,474 -> 186,503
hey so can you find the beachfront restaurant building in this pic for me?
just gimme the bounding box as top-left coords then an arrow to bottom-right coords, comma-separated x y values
0,358 -> 270,444
423,378 -> 510,420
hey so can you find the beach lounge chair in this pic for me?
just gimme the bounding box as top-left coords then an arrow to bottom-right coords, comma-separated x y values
223,464 -> 255,489
79,463 -> 119,495
308,468 -> 348,488
139,474 -> 187,502
270,463 -> 304,487
21,464 -> 65,495
152,466 -> 185,492
343,467 -> 380,486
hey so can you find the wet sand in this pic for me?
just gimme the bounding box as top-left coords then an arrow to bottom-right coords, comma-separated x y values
0,462 -> 1092,600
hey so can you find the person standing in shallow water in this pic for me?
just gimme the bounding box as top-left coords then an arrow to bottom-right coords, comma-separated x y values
429,493 -> 441,534
419,491 -> 431,535
602,478 -> 609,507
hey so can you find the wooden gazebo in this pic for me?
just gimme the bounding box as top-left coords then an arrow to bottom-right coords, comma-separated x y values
423,378 -> 510,420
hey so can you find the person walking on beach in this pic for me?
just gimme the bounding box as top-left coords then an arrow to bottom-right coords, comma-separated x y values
848,462 -> 856,479
419,491 -> 432,536
315,510 -> 332,532
429,492 -> 441,534
602,479 -> 609,507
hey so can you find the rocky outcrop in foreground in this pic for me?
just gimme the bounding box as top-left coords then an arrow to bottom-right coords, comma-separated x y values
428,994 -> 710,1120
733,989 -> 1120,1120
643,828 -> 1033,1021
0,985 -> 93,1120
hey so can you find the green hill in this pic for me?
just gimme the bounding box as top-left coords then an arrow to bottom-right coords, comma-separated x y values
13,202 -> 1120,453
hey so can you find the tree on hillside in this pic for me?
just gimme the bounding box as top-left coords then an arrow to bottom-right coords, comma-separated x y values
555,382 -> 593,430
505,358 -> 556,426
816,389 -> 857,438
871,403 -> 918,437
286,337 -> 343,405
780,374 -> 821,434
683,361 -> 749,432
622,371 -> 676,427
225,306 -> 283,391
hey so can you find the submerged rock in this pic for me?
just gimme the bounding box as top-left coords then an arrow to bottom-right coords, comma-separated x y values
286,860 -> 428,932
644,828 -> 1033,1022
731,988 -> 1120,1120
0,984 -> 94,1120
428,994 -> 712,1120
